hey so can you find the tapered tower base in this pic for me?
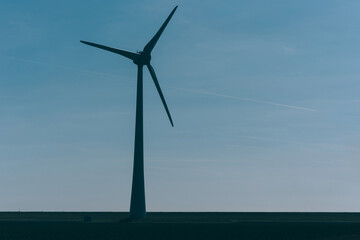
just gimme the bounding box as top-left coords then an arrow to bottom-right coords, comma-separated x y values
129,65 -> 146,219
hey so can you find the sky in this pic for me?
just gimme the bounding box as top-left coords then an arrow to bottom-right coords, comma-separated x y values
0,0 -> 360,212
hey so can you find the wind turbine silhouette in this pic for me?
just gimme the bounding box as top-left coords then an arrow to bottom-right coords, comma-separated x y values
81,6 -> 177,219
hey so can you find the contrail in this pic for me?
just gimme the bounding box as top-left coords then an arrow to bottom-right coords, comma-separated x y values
2,55 -> 316,112
169,87 -> 317,112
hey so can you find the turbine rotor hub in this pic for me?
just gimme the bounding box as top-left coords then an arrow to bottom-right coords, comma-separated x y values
133,51 -> 151,66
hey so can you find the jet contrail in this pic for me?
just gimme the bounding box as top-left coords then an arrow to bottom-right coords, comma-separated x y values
1,55 -> 316,112
169,87 -> 317,112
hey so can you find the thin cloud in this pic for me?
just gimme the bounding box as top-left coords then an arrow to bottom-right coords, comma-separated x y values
170,87 -> 317,112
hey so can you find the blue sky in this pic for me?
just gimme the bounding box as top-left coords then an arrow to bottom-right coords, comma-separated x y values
0,0 -> 360,211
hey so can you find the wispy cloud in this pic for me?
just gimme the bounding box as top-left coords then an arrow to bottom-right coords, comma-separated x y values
170,87 -> 317,112
70,111 -> 132,119
282,46 -> 295,54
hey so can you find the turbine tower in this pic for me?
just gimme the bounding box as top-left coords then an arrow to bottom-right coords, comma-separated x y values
80,6 -> 177,219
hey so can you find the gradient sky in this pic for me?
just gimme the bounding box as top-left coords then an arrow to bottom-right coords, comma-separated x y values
1,0 -> 360,211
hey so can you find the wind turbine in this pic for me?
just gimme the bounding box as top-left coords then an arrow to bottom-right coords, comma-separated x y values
80,6 -> 177,219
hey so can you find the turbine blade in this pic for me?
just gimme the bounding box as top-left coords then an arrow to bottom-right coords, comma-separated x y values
80,40 -> 139,61
143,6 -> 178,53
147,64 -> 174,127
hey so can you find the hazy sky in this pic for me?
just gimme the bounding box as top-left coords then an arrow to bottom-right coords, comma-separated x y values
1,0 -> 360,211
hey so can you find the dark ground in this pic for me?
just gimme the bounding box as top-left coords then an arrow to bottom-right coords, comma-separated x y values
1,212 -> 360,239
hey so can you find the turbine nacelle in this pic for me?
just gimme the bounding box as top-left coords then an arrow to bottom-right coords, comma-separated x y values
80,5 -> 177,127
133,51 -> 151,66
